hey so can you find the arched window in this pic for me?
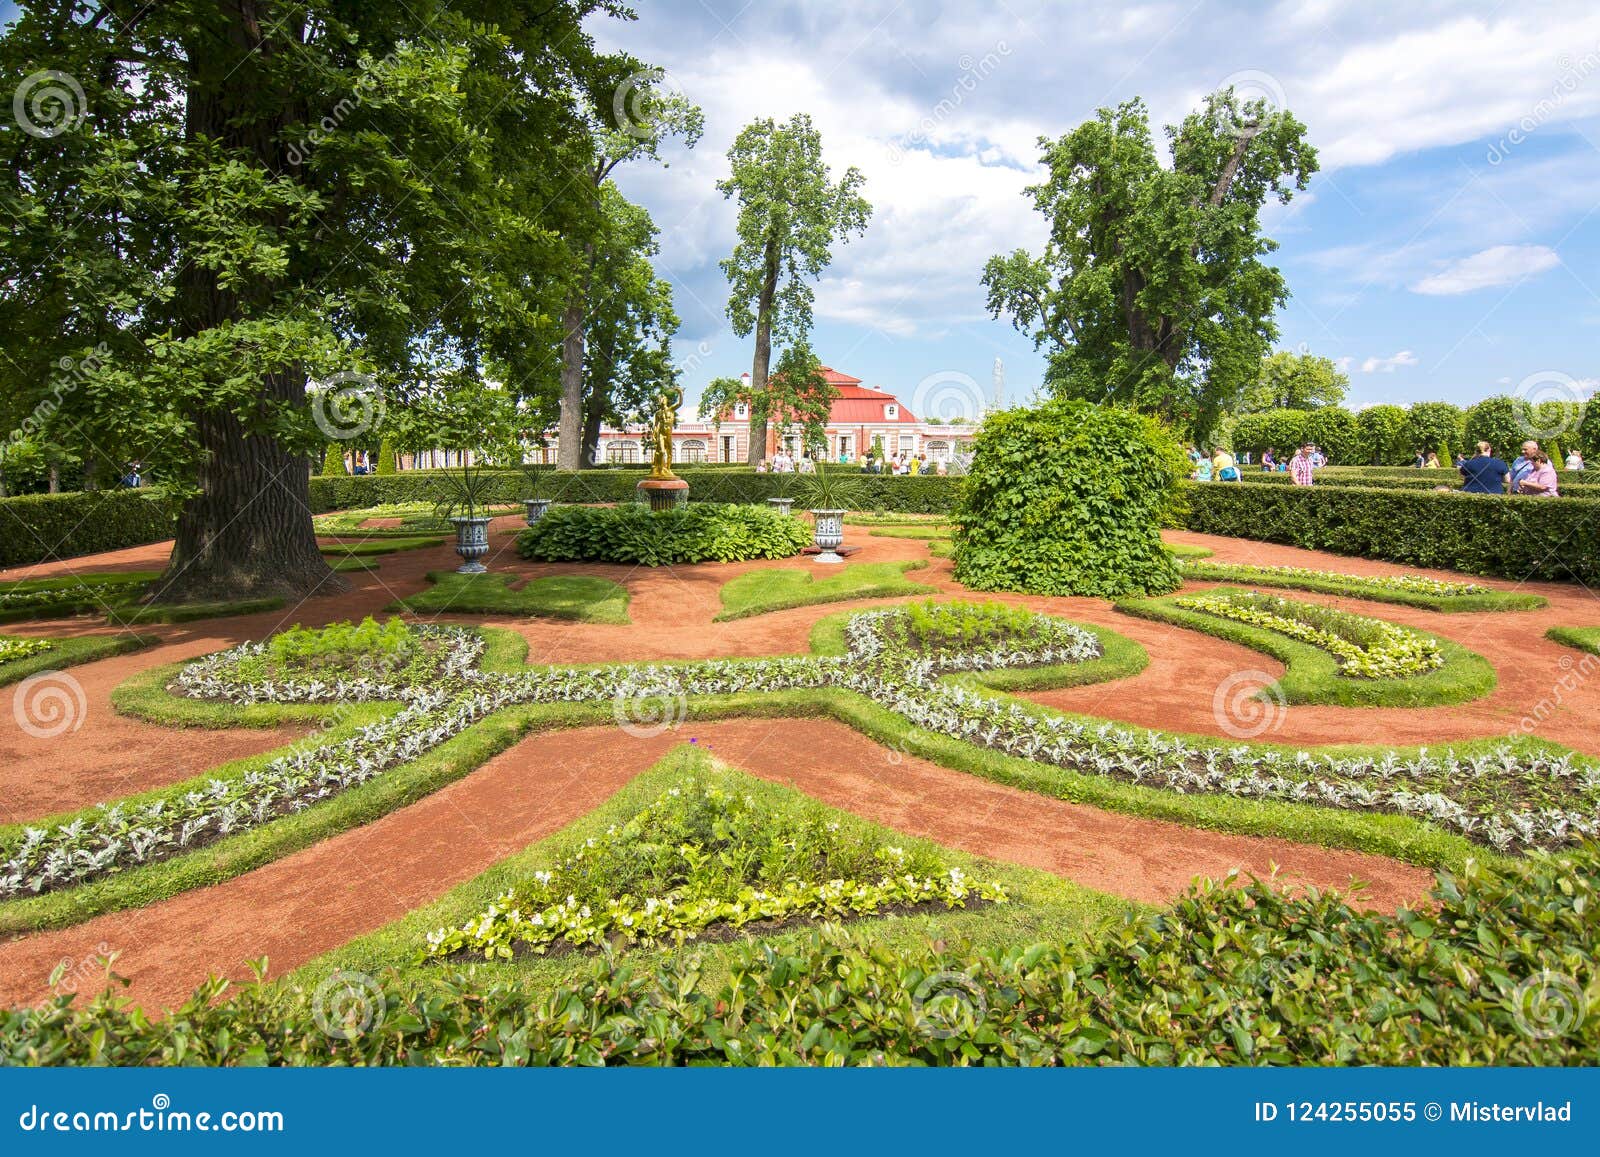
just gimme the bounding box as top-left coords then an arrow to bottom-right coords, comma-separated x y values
677,439 -> 707,463
606,440 -> 640,464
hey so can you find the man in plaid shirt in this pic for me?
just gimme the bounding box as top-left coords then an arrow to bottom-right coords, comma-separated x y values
1290,443 -> 1316,487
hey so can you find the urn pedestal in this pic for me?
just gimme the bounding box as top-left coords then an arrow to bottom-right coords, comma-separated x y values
637,477 -> 689,512
522,497 -> 551,526
766,497 -> 795,517
809,508 -> 846,564
448,516 -> 492,574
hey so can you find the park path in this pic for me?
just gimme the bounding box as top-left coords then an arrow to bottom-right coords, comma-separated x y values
0,717 -> 1433,1013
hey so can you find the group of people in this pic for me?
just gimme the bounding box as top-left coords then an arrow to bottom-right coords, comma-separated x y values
754,450 -> 947,476
1189,444 -> 1324,486
1454,440 -> 1570,497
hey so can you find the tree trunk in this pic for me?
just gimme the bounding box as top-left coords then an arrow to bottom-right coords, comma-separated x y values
557,287 -> 586,469
746,233 -> 781,465
580,393 -> 604,469
157,2 -> 342,603
47,463 -> 59,494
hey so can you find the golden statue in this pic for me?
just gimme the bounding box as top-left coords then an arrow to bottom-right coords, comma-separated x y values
648,386 -> 682,481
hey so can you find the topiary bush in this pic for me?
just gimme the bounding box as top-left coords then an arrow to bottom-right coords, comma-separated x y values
516,503 -> 812,566
952,400 -> 1187,597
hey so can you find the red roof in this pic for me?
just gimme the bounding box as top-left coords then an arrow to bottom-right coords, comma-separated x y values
817,367 -> 919,424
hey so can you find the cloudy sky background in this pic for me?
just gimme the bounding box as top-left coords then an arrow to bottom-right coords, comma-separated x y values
593,0 -> 1600,417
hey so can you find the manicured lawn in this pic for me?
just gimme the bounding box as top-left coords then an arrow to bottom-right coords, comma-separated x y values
1176,560 -> 1544,611
1163,542 -> 1214,560
868,524 -> 953,540
1547,627 -> 1600,655
393,572 -> 631,624
319,535 -> 445,557
714,560 -> 934,620
0,632 -> 159,687
0,571 -> 160,624
1118,587 -> 1497,707
105,597 -> 287,625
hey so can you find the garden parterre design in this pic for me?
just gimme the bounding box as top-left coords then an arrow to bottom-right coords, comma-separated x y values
1,515 -> 1598,1018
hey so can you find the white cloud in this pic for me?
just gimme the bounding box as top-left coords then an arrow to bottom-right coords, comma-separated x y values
1410,244 -> 1559,295
1360,350 -> 1419,373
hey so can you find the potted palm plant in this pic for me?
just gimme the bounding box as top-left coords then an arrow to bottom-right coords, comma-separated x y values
765,469 -> 796,516
519,462 -> 553,526
433,462 -> 499,574
798,464 -> 858,564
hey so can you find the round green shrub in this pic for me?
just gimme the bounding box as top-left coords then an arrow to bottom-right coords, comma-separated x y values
516,503 -> 812,566
952,400 -> 1187,597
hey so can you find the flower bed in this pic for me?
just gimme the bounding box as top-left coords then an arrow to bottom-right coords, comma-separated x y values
3,601 -> 1595,901
0,637 -> 53,664
425,776 -> 1003,961
0,575 -> 153,624
1177,560 -> 1545,612
1172,590 -> 1444,678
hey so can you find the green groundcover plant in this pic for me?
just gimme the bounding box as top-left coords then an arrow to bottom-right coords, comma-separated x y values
953,400 -> 1188,597
517,503 -> 811,566
426,775 -> 1003,961
1173,590 -> 1443,679
1176,560 -> 1546,612
0,636 -> 53,664
5,844 -> 1595,1065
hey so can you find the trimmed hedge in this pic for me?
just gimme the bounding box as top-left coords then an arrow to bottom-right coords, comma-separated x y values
1235,467 -> 1597,497
517,503 -> 813,565
1178,482 -> 1600,583
307,469 -> 959,515
0,489 -> 178,567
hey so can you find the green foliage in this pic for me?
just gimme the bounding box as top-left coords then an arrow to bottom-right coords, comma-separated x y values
1464,395 -> 1531,458
394,573 -> 631,624
715,561 -> 933,620
1230,409 -> 1309,456
319,536 -> 444,558
0,636 -> 53,664
1175,561 -> 1546,612
0,491 -> 178,567
516,503 -> 812,566
1302,407 -> 1360,463
1174,591 -> 1442,678
425,773 -> 1001,961
1356,404 -> 1411,464
269,617 -> 415,671
0,572 -> 158,624
0,633 -> 156,687
1239,350 -> 1349,413
1177,482 -> 1600,584
9,845 -> 1597,1065
105,597 -> 287,626
953,401 -> 1187,597
1404,402 -> 1466,462
1546,627 -> 1600,656
320,445 -> 349,476
983,92 -> 1317,438
375,440 -> 398,475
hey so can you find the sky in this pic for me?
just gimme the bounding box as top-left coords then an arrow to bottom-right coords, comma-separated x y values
589,0 -> 1600,418
6,1 -> 1597,420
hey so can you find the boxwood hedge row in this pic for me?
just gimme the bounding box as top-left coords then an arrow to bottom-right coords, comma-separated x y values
0,489 -> 179,567
1177,482 -> 1600,583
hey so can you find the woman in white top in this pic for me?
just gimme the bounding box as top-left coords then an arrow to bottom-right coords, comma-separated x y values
1566,450 -> 1585,471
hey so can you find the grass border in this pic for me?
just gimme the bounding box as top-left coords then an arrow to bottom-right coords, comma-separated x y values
390,572 -> 632,625
1177,560 -> 1547,612
1546,627 -> 1600,656
105,597 -> 287,625
1116,588 -> 1498,707
713,559 -> 935,622
0,632 -> 159,688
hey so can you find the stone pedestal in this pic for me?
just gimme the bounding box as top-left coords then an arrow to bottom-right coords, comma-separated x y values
636,477 -> 689,512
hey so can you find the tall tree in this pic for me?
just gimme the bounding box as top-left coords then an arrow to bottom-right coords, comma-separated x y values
0,1 -> 626,600
554,71 -> 700,469
718,114 -> 870,463
982,91 -> 1318,438
1239,350 -> 1349,413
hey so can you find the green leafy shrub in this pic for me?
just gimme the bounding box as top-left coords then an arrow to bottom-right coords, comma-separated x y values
516,503 -> 811,566
374,440 -> 397,475
0,636 -> 53,664
0,491 -> 178,567
239,617 -> 420,681
1178,482 -> 1600,584
320,444 -> 348,476
952,400 -> 1186,597
425,775 -> 1002,961
7,845 -> 1595,1065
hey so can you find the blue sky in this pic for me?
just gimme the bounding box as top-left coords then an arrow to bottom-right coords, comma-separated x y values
7,1 -> 1597,417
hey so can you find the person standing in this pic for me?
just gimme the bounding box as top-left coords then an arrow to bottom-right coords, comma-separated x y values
1212,446 -> 1239,482
1459,442 -> 1510,494
1565,449 -> 1585,471
1289,443 -> 1316,487
1518,450 -> 1559,497
1510,440 -> 1540,490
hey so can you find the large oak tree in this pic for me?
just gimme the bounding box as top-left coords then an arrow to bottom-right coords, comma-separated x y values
982,90 -> 1317,439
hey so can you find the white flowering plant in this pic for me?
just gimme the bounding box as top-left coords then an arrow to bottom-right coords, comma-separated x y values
0,636 -> 54,664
